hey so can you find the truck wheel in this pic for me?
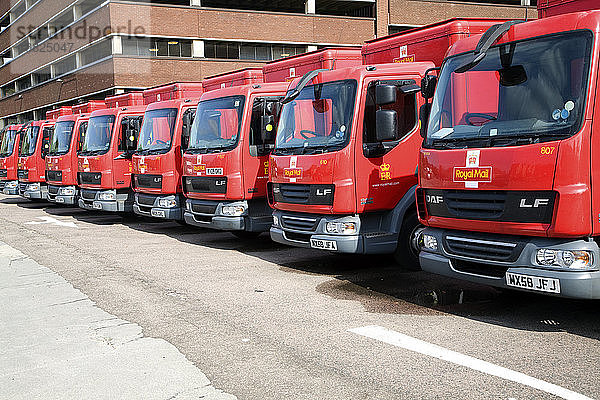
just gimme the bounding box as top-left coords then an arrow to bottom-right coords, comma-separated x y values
393,210 -> 423,271
231,231 -> 262,239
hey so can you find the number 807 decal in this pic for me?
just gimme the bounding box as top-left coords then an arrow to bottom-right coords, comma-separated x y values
540,146 -> 556,155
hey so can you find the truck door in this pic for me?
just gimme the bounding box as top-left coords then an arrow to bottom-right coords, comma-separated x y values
355,78 -> 422,213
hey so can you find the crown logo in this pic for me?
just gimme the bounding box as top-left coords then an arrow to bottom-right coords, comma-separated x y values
380,163 -> 391,172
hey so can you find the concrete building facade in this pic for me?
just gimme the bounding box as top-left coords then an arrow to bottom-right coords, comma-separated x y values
0,0 -> 535,126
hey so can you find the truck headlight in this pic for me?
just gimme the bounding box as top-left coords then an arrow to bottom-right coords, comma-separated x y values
59,187 -> 75,196
325,221 -> 357,235
98,191 -> 116,201
26,183 -> 40,191
221,203 -> 246,216
536,249 -> 593,269
158,198 -> 177,208
422,234 -> 438,251
5,181 -> 17,188
272,215 -> 279,227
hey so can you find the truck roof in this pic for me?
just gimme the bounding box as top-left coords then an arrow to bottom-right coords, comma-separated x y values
202,68 -> 263,91
142,82 -> 204,105
104,92 -> 144,108
362,18 -> 512,67
46,107 -> 72,120
198,81 -> 289,102
538,0 -> 599,18
72,101 -> 106,115
144,97 -> 199,112
263,47 -> 362,83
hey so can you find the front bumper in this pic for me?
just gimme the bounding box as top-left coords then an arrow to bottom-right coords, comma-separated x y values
20,182 -> 48,200
47,185 -> 78,205
2,180 -> 18,195
78,188 -> 133,212
184,198 -> 272,232
133,193 -> 183,220
419,227 -> 600,299
269,210 -> 398,254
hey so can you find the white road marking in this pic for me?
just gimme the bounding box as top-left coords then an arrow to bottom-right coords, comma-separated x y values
349,325 -> 593,400
25,216 -> 77,228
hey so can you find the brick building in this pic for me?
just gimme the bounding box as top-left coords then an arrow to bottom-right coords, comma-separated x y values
0,0 -> 534,126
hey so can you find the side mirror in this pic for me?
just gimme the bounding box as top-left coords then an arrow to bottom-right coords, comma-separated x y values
376,109 -> 397,142
261,115 -> 275,142
421,75 -> 437,100
419,103 -> 431,138
375,84 -> 396,106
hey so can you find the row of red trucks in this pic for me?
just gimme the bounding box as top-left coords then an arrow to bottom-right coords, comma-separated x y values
0,0 -> 598,299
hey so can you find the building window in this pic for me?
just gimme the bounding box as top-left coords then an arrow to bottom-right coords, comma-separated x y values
13,39 -> 29,57
205,41 -> 307,61
32,67 -> 51,85
2,84 -> 15,97
54,55 -> 77,77
16,76 -> 31,91
122,37 -> 193,58
80,39 -> 111,66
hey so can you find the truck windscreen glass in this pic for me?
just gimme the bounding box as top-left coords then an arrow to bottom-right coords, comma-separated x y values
48,121 -> 75,155
187,96 -> 245,154
80,115 -> 116,155
137,108 -> 178,154
18,125 -> 40,157
274,79 -> 357,155
0,130 -> 18,157
425,30 -> 593,149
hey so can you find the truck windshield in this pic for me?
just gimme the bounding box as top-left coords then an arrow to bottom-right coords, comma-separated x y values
18,125 -> 40,157
274,79 -> 357,155
137,108 -> 178,154
187,96 -> 245,154
425,31 -> 593,149
80,115 -> 115,155
48,121 -> 75,155
0,129 -> 18,157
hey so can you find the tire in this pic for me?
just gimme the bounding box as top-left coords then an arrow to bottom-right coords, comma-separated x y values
393,210 -> 423,271
231,230 -> 262,239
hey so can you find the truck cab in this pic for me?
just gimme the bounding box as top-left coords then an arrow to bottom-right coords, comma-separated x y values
77,93 -> 145,212
132,82 -> 203,220
0,124 -> 24,194
46,101 -> 106,205
182,68 -> 288,236
417,8 -> 600,298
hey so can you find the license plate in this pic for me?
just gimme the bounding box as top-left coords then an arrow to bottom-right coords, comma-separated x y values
310,239 -> 338,251
505,272 -> 560,294
56,197 -> 65,203
151,209 -> 166,218
92,201 -> 102,210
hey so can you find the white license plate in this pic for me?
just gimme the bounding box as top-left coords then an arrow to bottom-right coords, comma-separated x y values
92,201 -> 102,210
151,209 -> 166,218
505,272 -> 560,294
310,239 -> 338,251
56,197 -> 65,203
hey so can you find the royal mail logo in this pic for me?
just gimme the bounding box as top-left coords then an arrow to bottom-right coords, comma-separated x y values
379,163 -> 391,181
139,162 -> 147,174
82,158 -> 90,172
393,55 -> 415,63
193,164 -> 206,175
284,168 -> 302,178
454,150 -> 491,188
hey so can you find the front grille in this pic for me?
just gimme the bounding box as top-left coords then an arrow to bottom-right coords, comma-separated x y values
191,202 -> 218,215
184,177 -> 227,194
48,185 -> 59,195
18,182 -> 27,193
17,169 -> 28,180
444,235 -> 520,262
133,174 -> 162,189
281,215 -> 318,232
0,181 -> 5,189
452,259 -> 509,278
272,183 -> 334,205
445,190 -> 506,219
136,193 -> 157,206
0,169 -> 6,178
80,189 -> 97,200
78,172 -> 102,185
46,170 -> 62,182
284,231 -> 311,243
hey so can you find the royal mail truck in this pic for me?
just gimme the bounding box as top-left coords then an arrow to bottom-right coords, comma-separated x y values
131,82 -> 203,220
0,124 -> 24,194
181,69 -> 288,236
77,93 -> 145,212
46,101 -> 106,205
417,5 -> 600,298
268,23 -> 503,268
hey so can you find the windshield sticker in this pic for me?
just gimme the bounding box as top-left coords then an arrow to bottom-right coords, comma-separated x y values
565,101 -> 575,111
431,127 -> 454,139
453,150 -> 492,188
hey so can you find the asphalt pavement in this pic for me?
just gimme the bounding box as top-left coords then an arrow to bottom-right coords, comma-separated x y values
0,194 -> 598,400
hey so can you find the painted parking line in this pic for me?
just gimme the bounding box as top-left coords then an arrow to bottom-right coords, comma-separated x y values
349,325 -> 592,400
25,216 -> 77,228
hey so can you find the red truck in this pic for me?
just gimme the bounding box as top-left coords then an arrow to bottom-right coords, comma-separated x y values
268,25 -> 502,268
182,68 -> 288,236
0,124 -> 24,194
131,82 -> 204,220
417,4 -> 600,298
77,93 -> 145,212
46,101 -> 106,205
